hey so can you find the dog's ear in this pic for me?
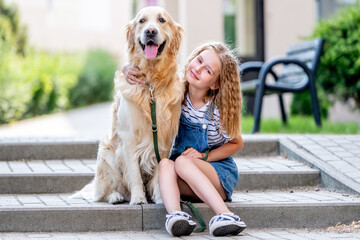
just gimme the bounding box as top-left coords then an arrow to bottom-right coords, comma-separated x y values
125,20 -> 136,54
169,24 -> 184,55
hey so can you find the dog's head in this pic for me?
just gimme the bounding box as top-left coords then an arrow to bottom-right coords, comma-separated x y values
125,6 -> 183,60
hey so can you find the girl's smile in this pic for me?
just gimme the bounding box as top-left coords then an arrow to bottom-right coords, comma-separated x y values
190,70 -> 199,80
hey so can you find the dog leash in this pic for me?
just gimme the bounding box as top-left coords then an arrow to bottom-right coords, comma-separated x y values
180,200 -> 207,232
149,85 -> 162,163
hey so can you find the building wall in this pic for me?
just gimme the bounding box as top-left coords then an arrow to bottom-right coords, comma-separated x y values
261,0 -> 316,119
5,0 -> 132,66
160,0 -> 223,65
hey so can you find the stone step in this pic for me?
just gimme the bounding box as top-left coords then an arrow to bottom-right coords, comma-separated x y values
0,138 -> 279,160
0,157 -> 319,194
234,156 -> 320,191
1,189 -> 359,232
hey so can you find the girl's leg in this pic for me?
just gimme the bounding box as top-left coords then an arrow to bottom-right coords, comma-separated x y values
159,158 -> 197,237
175,155 -> 230,215
158,158 -> 182,213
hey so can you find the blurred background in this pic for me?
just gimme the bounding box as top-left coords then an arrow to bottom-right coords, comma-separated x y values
0,0 -> 359,136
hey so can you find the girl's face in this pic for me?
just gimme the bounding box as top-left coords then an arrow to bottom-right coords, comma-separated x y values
186,49 -> 221,91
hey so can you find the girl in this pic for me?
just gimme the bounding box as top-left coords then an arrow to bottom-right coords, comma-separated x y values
124,42 -> 246,237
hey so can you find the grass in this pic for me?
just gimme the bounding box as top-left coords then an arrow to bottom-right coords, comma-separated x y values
241,115 -> 360,134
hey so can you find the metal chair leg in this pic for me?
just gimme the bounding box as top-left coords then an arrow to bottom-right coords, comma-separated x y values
308,79 -> 322,127
278,94 -> 287,124
252,85 -> 265,133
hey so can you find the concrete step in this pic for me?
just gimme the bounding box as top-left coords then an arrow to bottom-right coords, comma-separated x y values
234,156 -> 320,191
0,159 -> 95,194
0,138 -> 279,160
1,189 -> 359,232
0,157 -> 319,194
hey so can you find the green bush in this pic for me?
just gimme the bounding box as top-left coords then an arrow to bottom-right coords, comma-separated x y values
0,0 -> 27,55
0,50 -> 83,124
312,5 -> 360,109
291,5 -> 360,118
0,1 -> 118,124
291,90 -> 329,118
69,49 -> 117,107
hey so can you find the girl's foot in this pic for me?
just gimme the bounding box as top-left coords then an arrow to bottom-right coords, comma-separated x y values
209,213 -> 246,236
165,210 -> 196,237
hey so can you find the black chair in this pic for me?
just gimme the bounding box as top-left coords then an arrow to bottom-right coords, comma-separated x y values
239,38 -> 324,133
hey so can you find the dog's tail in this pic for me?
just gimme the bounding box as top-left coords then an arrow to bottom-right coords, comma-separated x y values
69,182 -> 95,201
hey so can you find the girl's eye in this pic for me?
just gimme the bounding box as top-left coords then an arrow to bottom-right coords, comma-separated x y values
197,58 -> 202,63
206,69 -> 211,74
139,19 -> 145,24
159,17 -> 166,23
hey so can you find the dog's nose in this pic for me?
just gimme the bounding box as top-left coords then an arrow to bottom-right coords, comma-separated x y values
145,27 -> 157,38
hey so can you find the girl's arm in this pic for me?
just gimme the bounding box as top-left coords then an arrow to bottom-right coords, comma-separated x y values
181,136 -> 244,162
206,136 -> 244,162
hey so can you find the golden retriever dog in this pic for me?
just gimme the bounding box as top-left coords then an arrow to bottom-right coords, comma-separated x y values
72,6 -> 184,205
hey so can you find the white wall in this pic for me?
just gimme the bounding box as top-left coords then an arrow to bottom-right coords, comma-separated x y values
176,0 -> 224,66
5,0 -> 132,66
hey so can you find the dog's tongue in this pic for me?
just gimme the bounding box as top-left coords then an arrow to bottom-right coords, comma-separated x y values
144,44 -> 159,59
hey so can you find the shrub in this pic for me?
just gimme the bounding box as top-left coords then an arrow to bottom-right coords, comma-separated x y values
0,0 -> 27,55
291,5 -> 360,118
0,51 -> 82,124
312,5 -> 360,109
290,90 -> 329,118
69,49 -> 117,107
0,1 -> 118,124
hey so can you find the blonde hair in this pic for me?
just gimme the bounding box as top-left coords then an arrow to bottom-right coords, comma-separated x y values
183,42 -> 242,138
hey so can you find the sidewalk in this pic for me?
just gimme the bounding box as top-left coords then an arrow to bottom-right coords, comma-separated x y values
1,228 -> 359,240
0,102 -> 113,139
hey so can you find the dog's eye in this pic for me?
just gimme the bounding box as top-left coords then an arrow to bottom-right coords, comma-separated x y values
159,17 -> 166,23
139,19 -> 145,24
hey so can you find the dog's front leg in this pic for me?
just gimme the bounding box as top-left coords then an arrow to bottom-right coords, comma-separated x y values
124,154 -> 148,205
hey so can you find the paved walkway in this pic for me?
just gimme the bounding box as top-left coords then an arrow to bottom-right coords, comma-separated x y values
1,229 -> 359,240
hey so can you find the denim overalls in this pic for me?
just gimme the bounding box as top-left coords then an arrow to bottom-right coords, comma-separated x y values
169,104 -> 239,202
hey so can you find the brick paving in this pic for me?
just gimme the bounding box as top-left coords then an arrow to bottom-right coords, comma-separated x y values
0,159 -> 95,174
0,229 -> 359,240
0,157 -> 315,175
233,156 -> 317,172
288,135 -> 360,184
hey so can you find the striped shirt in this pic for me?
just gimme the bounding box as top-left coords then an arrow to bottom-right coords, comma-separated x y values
181,94 -> 231,148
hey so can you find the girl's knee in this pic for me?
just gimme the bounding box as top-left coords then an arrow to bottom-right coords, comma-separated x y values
174,155 -> 193,176
158,158 -> 174,171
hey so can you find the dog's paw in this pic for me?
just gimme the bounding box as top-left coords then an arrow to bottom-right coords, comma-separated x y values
108,192 -> 124,204
152,190 -> 163,204
129,194 -> 148,205
153,196 -> 163,204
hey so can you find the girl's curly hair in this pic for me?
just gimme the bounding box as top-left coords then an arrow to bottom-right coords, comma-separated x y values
182,42 -> 242,138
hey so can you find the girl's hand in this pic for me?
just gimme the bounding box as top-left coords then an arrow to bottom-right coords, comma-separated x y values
122,64 -> 145,85
182,147 -> 204,160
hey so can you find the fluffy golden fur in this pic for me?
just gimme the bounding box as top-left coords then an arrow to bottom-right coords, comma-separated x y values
183,42 -> 242,137
73,6 -> 184,205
